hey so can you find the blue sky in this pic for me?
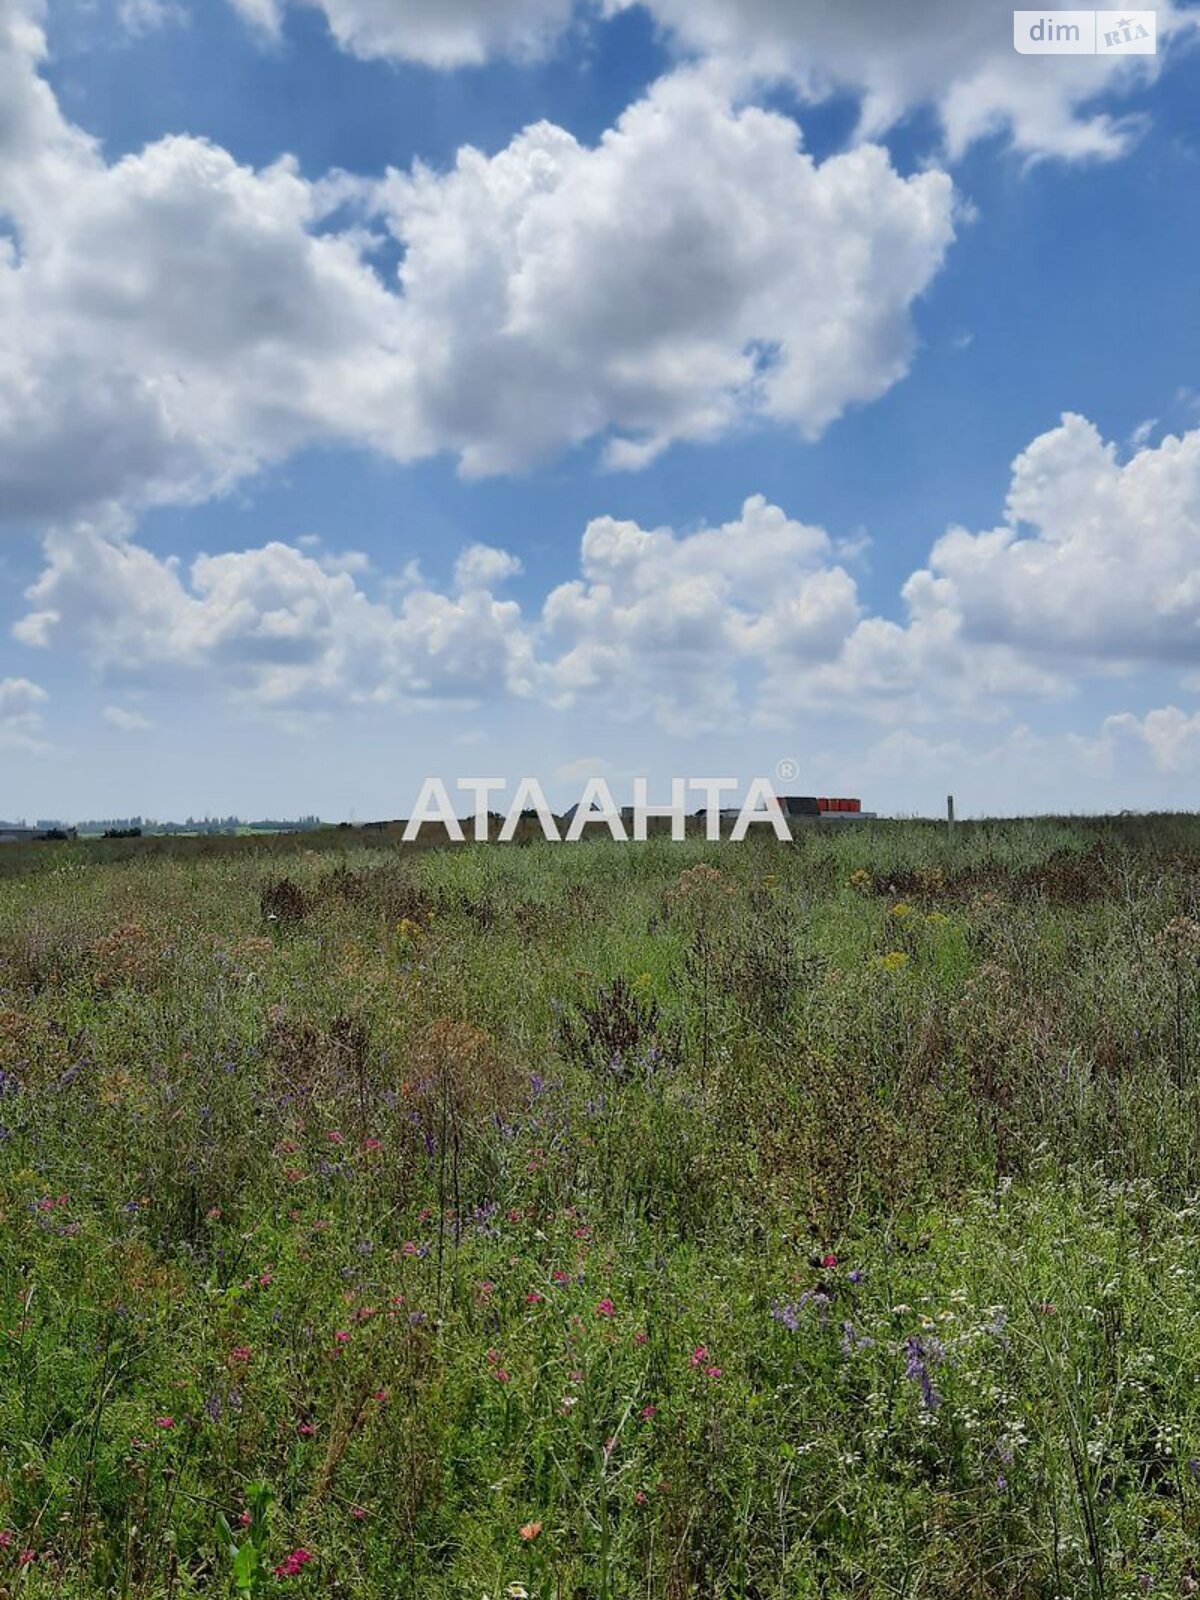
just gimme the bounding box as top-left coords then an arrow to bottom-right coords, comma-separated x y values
2,0 -> 1200,820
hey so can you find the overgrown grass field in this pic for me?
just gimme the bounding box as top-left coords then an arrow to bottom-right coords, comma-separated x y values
3,817 -> 1200,1597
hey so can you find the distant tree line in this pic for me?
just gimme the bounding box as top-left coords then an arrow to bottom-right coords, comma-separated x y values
43,815 -> 324,836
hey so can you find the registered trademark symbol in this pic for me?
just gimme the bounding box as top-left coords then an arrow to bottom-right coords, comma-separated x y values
776,757 -> 799,782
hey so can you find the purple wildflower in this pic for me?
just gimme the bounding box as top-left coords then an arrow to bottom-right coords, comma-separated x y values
904,1335 -> 943,1410
840,1320 -> 873,1355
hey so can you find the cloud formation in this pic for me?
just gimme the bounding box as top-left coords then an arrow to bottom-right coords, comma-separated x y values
374,70 -> 955,474
0,674 -> 48,749
541,495 -> 861,730
228,0 -> 1199,160
1102,707 -> 1200,773
16,525 -> 535,708
621,0 -> 1198,161
18,418 -> 1200,734
0,6 -> 956,526
907,414 -> 1200,666
229,0 -> 575,64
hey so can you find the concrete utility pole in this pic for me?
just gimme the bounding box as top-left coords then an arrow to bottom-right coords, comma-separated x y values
947,794 -> 955,840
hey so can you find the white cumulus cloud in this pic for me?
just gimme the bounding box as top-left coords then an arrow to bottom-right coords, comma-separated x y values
374,68 -> 955,475
17,419 -> 1200,741
759,414 -> 1200,724
16,525 -> 536,709
0,6 -> 956,526
1102,707 -> 1200,773
908,415 -> 1200,667
541,494 -> 862,730
228,0 -> 575,63
0,674 -> 48,749
229,0 -> 1199,160
617,0 -> 1199,161
14,496 -> 870,730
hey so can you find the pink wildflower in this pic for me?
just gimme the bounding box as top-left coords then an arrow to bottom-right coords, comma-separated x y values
274,1548 -> 314,1579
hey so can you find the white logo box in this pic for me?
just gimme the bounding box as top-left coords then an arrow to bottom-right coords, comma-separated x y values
1014,10 -> 1156,54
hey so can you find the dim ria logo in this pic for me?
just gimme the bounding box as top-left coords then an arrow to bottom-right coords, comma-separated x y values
401,778 -> 794,844
1013,10 -> 1156,53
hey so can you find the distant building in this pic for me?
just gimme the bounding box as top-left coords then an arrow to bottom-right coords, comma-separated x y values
780,796 -> 822,818
718,796 -> 874,824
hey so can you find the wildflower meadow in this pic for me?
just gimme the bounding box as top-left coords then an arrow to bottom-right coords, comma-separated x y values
3,816 -> 1200,1597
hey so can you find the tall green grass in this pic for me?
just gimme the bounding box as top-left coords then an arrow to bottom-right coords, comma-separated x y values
1,819 -> 1199,1595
